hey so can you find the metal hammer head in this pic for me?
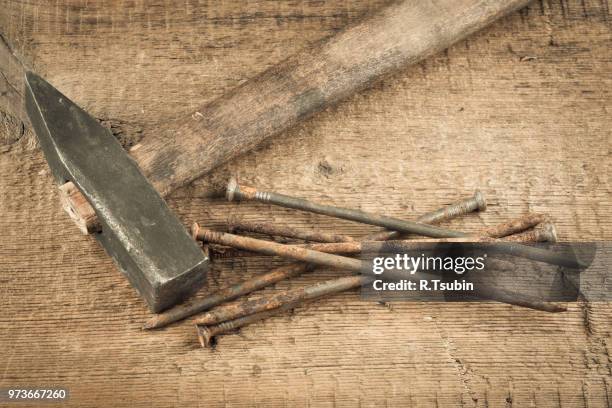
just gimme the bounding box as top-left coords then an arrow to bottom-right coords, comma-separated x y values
24,72 -> 208,312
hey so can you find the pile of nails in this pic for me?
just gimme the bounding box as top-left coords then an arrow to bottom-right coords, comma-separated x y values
145,178 -> 570,348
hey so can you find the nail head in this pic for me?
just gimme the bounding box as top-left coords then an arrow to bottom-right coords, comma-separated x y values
540,222 -> 558,243
191,222 -> 201,241
196,325 -> 214,348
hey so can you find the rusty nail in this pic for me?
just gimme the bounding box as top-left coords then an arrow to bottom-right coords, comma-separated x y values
193,225 -> 368,272
196,302 -> 297,348
195,276 -> 371,347
479,213 -> 546,238
282,215 -> 556,254
194,275 -> 366,326
501,221 -> 558,243
145,193 -> 483,329
213,214 -> 545,258
195,225 -> 579,269
196,273 -> 566,346
276,239 -> 578,268
143,262 -> 315,330
278,238 -> 510,255
227,216 -> 355,243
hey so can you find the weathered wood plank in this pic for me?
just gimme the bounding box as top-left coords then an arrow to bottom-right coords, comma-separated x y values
0,0 -> 610,407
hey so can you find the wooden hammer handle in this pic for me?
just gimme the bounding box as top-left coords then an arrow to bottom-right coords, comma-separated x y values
63,0 -> 530,232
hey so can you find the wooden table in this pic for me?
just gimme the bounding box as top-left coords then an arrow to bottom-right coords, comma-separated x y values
1,1 -> 610,406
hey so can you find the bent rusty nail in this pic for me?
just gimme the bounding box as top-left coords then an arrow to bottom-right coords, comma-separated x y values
227,216 -> 355,242
282,215 -> 555,254
145,193 -> 482,329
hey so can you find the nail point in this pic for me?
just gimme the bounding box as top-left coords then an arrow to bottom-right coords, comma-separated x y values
142,317 -> 157,330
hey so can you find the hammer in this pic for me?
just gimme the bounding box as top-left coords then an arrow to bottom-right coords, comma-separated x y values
25,0 -> 530,312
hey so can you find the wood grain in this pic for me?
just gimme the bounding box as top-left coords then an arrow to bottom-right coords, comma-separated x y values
131,0 -> 531,197
0,0 -> 610,407
58,0 -> 531,231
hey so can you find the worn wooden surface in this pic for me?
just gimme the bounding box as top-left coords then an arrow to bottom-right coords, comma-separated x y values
55,0 -> 532,230
131,0 -> 531,197
0,0 -> 611,407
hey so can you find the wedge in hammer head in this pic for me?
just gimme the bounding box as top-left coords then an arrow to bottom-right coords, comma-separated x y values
24,72 -> 208,312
